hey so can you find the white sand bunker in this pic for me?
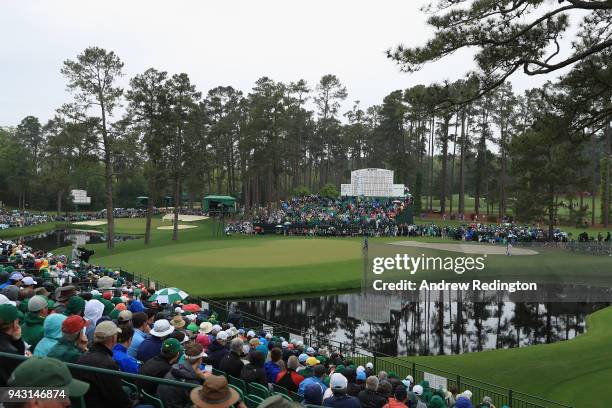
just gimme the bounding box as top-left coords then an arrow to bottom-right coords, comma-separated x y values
390,241 -> 539,255
157,224 -> 198,230
162,214 -> 209,222
72,220 -> 107,226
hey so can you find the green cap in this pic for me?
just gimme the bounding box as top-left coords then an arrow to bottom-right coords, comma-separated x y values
8,357 -> 89,397
187,323 -> 199,332
65,296 -> 85,316
162,338 -> 182,353
335,364 -> 345,374
0,304 -> 23,325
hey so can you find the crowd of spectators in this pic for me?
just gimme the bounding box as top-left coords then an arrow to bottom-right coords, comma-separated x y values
0,238 -> 502,408
0,210 -> 55,229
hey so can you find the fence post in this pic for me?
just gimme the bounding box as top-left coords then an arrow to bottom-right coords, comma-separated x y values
456,375 -> 461,392
412,362 -> 416,378
508,389 -> 513,407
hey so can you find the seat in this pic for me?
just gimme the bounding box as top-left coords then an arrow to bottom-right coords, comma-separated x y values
247,382 -> 269,400
245,394 -> 263,408
229,375 -> 248,395
290,391 -> 304,402
141,388 -> 165,408
271,383 -> 289,395
213,368 -> 227,377
229,384 -> 245,401
273,392 -> 292,401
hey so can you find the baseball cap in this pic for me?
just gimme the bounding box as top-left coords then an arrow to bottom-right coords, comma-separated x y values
28,295 -> 48,312
94,320 -> 121,340
0,294 -> 16,307
62,315 -> 88,334
306,356 -> 320,367
249,338 -> 260,347
8,357 -> 89,397
212,324 -> 222,333
21,276 -> 36,286
247,330 -> 256,337
413,385 -> 423,396
281,341 -> 289,348
366,362 -> 374,369
0,304 -> 22,324
9,272 -> 24,281
306,347 -> 315,355
216,331 -> 229,341
162,338 -> 182,354
118,310 -> 133,322
298,353 -> 308,363
330,373 -> 348,390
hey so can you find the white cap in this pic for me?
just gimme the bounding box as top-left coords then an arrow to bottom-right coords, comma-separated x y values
330,373 -> 348,390
296,341 -> 303,347
247,330 -> 256,337
265,333 -> 272,339
21,276 -> 36,286
281,341 -> 289,348
0,294 -> 16,307
356,365 -> 365,373
217,331 -> 229,341
90,290 -> 101,296
212,324 -> 222,333
413,385 -> 423,396
306,347 -> 315,355
462,390 -> 472,400
174,307 -> 184,314
366,362 -> 374,369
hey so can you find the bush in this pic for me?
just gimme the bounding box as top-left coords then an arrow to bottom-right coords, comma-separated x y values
292,185 -> 310,197
319,183 -> 339,199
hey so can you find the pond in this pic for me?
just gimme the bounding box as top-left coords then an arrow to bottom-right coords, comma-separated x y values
17,229 -> 141,252
236,293 -> 601,356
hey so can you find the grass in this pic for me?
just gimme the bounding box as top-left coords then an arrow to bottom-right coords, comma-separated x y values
401,306 -> 612,408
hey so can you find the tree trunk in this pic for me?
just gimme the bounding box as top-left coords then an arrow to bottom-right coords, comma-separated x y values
440,117 -> 450,215
145,195 -> 154,245
604,115 -> 611,227
459,111 -> 467,216
450,112 -> 459,214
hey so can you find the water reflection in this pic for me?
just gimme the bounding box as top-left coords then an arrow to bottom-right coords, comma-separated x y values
238,292 -> 601,356
17,229 -> 140,252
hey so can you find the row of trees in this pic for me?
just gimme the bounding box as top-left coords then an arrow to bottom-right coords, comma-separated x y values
1,1 -> 611,247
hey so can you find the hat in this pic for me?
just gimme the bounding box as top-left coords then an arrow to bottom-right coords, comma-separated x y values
102,291 -> 112,300
63,315 -> 88,334
306,346 -> 315,355
199,321 -> 213,334
356,371 -> 366,381
187,322 -> 199,332
28,295 -> 48,312
0,294 -> 16,307
330,373 -> 348,390
21,276 -> 36,286
174,306 -> 184,314
162,338 -> 182,354
247,330 -> 256,337
265,333 -> 272,339
281,341 -> 289,348
8,357 -> 89,397
170,315 -> 185,328
65,296 -> 86,315
129,300 -> 145,313
0,304 -> 22,324
413,385 -> 423,396
55,286 -> 76,302
90,290 -> 101,296
190,375 -> 240,408
258,394 -> 302,408
151,319 -> 175,337
365,362 -> 374,369
97,276 -> 115,290
298,353 -> 308,363
462,390 -> 473,399
249,338 -> 260,347
9,272 -> 24,281
118,310 -> 133,322
212,324 -> 222,333
216,331 -> 228,341
94,320 -> 121,340
306,356 -> 320,367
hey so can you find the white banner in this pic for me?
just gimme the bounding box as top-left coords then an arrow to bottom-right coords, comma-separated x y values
424,372 -> 448,391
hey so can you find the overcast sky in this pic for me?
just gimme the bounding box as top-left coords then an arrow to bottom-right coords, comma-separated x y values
1,0 -> 572,126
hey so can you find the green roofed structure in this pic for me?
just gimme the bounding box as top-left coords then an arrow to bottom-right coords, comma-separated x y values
203,195 -> 236,214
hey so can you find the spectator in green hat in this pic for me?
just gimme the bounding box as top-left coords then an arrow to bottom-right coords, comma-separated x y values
64,296 -> 86,317
20,295 -> 48,349
137,337 -> 182,395
0,304 -> 26,386
7,356 -> 89,406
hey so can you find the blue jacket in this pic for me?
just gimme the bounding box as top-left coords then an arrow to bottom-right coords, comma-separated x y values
298,376 -> 327,396
136,335 -> 163,363
33,314 -> 66,357
265,361 -> 282,384
323,394 -> 361,408
128,328 -> 146,358
112,343 -> 139,374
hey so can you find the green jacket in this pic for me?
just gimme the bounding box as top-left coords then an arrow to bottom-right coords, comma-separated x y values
21,312 -> 45,349
47,337 -> 83,363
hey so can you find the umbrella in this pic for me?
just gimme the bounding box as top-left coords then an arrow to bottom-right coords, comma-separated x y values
148,287 -> 189,304
183,303 -> 201,312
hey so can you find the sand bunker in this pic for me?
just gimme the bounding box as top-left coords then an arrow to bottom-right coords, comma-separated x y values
162,214 -> 209,222
72,220 -> 107,226
157,224 -> 198,230
390,241 -> 539,255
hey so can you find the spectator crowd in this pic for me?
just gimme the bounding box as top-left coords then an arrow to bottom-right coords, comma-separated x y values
0,238 -> 505,408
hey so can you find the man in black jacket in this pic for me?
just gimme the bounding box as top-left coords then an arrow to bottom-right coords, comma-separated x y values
205,330 -> 229,369
138,337 -> 181,395
219,337 -> 244,378
0,304 -> 26,386
75,320 -> 132,408
157,342 -> 206,408
358,376 -> 387,408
